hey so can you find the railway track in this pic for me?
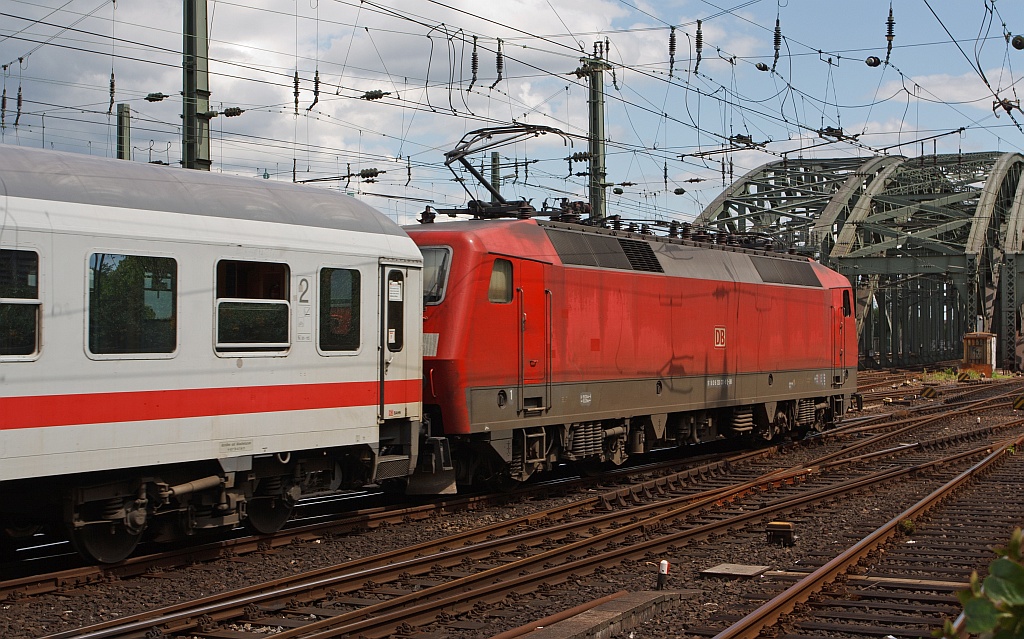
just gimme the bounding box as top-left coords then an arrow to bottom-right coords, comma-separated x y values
0,444 -> 761,598
701,437 -> 1024,639
16,395 -> 1024,639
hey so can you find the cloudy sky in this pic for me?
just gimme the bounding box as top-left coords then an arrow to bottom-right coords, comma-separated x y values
2,0 -> 1022,223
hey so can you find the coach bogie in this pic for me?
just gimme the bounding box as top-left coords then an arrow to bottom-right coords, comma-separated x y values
67,481 -> 151,563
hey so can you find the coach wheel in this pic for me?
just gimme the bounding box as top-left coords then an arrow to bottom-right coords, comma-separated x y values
245,475 -> 296,535
70,522 -> 142,564
245,496 -> 293,534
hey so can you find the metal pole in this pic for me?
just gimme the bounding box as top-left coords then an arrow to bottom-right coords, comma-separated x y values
490,151 -> 501,204
580,42 -> 610,223
183,0 -> 211,170
116,104 -> 131,160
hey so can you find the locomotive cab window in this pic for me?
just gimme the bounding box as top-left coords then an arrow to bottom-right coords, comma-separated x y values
488,258 -> 513,303
1,249 -> 40,357
216,260 -> 289,353
422,247 -> 451,305
319,267 -> 360,352
89,253 -> 177,355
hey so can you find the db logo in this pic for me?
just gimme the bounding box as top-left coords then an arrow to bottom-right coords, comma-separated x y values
714,326 -> 726,348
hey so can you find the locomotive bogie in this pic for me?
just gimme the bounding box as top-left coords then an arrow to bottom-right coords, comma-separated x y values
1,147 -> 423,561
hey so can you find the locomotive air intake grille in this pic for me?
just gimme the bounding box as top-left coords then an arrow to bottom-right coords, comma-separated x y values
545,229 -> 664,273
750,255 -> 821,287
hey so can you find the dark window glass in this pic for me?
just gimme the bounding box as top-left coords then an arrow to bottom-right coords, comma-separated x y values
422,247 -> 451,305
1,248 -> 39,356
217,302 -> 289,347
320,268 -> 360,351
215,260 -> 289,352
386,270 -> 404,352
89,253 -> 177,354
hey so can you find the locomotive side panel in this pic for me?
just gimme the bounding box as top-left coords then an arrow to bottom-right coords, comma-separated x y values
410,218 -> 855,486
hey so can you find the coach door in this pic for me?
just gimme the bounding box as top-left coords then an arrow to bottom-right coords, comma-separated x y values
516,259 -> 550,413
379,263 -> 416,421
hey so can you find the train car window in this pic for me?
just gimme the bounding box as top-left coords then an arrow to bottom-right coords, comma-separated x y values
488,259 -> 513,303
842,290 -> 852,317
216,260 -> 290,352
0,249 -> 39,356
386,270 -> 404,352
88,253 -> 177,355
422,247 -> 451,305
319,268 -> 360,351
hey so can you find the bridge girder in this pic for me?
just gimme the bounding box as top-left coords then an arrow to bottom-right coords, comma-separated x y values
697,152 -> 1024,370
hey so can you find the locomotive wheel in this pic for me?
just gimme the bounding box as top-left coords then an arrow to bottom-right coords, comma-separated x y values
70,522 -> 142,564
244,496 -> 293,534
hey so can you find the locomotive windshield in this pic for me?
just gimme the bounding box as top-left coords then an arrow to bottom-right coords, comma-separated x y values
422,247 -> 451,305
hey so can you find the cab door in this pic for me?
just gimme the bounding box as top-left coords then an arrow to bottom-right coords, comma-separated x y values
378,263 -> 418,421
832,289 -> 851,387
516,259 -> 549,413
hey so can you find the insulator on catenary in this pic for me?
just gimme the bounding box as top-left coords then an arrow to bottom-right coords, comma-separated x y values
108,71 -> 115,115
293,71 -> 299,115
568,151 -> 591,162
1013,35 -> 1024,50
358,168 -> 381,179
468,35 -> 479,92
694,20 -> 703,74
1,87 -> 6,129
362,90 -> 389,100
490,39 -> 504,89
307,69 -> 320,111
14,84 -> 22,126
885,4 -> 895,64
668,26 -> 676,78
771,18 -> 781,72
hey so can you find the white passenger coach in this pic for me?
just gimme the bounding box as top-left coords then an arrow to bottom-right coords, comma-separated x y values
0,146 -> 423,562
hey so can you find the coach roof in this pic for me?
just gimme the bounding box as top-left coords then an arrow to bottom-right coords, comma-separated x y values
0,145 -> 405,237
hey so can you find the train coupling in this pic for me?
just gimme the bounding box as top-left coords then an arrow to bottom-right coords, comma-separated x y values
406,437 -> 457,495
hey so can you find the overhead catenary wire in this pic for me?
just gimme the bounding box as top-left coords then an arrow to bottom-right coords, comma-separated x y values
2,0 -> 1022,222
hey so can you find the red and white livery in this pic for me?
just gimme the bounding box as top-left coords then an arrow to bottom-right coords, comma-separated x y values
0,146 -> 422,562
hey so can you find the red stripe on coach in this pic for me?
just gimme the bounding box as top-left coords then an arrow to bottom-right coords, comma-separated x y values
0,379 -> 421,430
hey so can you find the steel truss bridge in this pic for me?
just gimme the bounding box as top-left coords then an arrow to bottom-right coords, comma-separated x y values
695,152 -> 1024,371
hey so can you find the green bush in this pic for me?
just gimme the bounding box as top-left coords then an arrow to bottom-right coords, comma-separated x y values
943,527 -> 1024,638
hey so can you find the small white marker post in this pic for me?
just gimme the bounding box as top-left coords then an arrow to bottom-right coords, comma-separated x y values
657,559 -> 670,590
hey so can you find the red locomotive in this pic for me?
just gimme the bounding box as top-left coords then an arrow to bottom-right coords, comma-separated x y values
407,217 -> 856,488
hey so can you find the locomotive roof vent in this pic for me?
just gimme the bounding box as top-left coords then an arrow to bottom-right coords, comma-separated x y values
750,255 -> 821,287
544,228 -> 664,273
618,238 -> 663,272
